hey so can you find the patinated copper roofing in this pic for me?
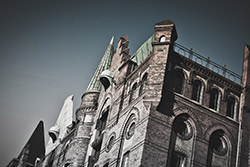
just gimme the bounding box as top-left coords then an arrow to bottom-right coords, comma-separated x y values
86,37 -> 114,92
131,35 -> 154,65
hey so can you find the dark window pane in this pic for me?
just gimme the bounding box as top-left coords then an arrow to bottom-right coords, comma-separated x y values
103,162 -> 109,167
226,97 -> 235,118
192,80 -> 202,102
209,89 -> 219,110
170,151 -> 186,167
139,74 -> 147,96
174,71 -> 184,94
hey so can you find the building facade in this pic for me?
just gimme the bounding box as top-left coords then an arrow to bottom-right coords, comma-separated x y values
7,20 -> 250,167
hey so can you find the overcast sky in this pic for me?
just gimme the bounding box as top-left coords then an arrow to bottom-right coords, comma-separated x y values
1,0 -> 250,165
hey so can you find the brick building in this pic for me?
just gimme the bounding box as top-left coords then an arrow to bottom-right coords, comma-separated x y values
7,20 -> 250,167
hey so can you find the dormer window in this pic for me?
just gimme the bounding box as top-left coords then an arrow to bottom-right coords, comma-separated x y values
226,97 -> 235,119
48,125 -> 59,143
159,35 -> 166,42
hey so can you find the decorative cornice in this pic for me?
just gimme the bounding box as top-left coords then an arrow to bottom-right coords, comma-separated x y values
178,54 -> 242,94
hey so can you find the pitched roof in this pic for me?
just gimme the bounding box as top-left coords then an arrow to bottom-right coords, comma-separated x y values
17,121 -> 45,165
86,37 -> 114,92
155,19 -> 175,26
131,35 -> 154,65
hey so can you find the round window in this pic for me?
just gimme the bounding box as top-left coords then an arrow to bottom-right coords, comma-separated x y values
126,122 -> 135,140
106,134 -> 115,152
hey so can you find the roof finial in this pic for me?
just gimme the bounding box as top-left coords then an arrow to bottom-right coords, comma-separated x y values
110,36 -> 114,45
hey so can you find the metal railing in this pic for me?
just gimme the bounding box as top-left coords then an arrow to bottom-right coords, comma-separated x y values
174,43 -> 242,84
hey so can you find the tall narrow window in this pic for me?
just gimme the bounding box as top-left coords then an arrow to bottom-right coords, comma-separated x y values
92,107 -> 109,161
139,73 -> 147,96
96,106 -> 109,133
121,151 -> 130,167
191,80 -> 202,102
209,88 -> 219,110
226,97 -> 235,118
170,151 -> 186,167
129,83 -> 137,104
173,70 -> 184,94
47,150 -> 55,166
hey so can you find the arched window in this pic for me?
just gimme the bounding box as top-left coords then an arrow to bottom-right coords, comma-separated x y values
170,151 -> 186,167
121,151 -> 130,167
139,73 -> 147,96
209,88 -> 219,110
191,80 -> 202,102
159,35 -> 166,42
106,133 -> 115,152
129,83 -> 137,104
226,97 -> 235,119
207,130 -> 228,166
167,114 -> 195,167
173,70 -> 185,94
103,162 -> 109,167
93,106 -> 110,161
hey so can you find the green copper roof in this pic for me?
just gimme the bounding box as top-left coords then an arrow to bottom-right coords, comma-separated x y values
86,37 -> 114,92
131,35 -> 154,65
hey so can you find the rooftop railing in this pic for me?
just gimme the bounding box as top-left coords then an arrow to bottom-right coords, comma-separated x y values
174,43 -> 242,84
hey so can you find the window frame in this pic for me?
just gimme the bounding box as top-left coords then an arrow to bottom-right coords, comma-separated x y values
139,73 -> 148,96
121,151 -> 130,167
191,80 -> 202,103
209,88 -> 220,111
173,70 -> 185,94
129,83 -> 137,104
226,96 -> 236,119
170,151 -> 186,167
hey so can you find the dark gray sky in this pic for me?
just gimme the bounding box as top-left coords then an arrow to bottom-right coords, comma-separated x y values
0,0 -> 249,165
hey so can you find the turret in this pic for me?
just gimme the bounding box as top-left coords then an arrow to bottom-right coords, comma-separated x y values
68,37 -> 114,167
145,20 -> 178,114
